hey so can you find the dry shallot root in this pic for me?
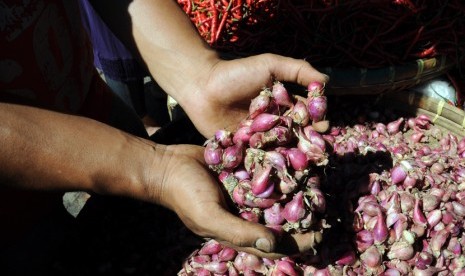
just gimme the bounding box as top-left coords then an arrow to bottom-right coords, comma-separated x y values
179,86 -> 465,275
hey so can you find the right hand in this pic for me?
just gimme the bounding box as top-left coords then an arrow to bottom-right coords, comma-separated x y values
178,54 -> 329,138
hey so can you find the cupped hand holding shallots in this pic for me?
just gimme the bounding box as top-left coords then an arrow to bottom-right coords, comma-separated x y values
154,144 -> 322,259
127,0 -> 327,138
173,54 -> 329,138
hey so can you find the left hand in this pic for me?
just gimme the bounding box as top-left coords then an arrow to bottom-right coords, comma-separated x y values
178,53 -> 329,138
154,144 -> 322,259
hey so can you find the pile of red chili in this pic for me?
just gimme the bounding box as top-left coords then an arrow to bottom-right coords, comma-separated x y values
177,0 -> 465,69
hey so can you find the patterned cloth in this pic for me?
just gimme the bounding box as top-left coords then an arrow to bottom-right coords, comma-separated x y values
78,0 -> 148,82
0,0 -> 144,250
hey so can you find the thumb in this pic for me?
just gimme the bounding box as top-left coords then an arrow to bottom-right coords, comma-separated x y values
265,54 -> 330,88
205,206 -> 277,253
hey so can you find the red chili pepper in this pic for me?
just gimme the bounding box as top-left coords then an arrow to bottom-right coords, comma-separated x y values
216,0 -> 232,42
209,0 -> 219,44
414,44 -> 437,58
186,0 -> 192,14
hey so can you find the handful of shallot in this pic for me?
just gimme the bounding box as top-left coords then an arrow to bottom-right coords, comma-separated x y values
204,81 -> 329,235
180,86 -> 465,276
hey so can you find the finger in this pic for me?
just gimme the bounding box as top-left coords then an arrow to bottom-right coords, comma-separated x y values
203,204 -> 277,253
264,54 -> 330,88
219,231 -> 323,260
218,241 -> 288,260
276,231 -> 323,255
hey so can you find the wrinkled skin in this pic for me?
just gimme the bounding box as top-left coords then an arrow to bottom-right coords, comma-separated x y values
177,54 -> 329,138
157,144 -> 323,258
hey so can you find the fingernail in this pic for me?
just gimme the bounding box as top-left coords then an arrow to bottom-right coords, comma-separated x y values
254,238 -> 272,253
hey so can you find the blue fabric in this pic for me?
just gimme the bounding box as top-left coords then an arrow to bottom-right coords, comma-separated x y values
78,0 -> 148,82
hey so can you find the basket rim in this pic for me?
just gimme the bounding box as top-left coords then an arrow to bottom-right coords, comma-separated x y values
382,91 -> 465,138
321,56 -> 457,95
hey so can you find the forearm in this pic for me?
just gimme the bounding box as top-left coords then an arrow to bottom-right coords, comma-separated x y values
127,0 -> 219,105
0,103 -> 166,202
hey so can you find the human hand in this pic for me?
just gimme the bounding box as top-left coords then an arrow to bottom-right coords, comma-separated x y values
154,144 -> 322,259
177,54 -> 329,138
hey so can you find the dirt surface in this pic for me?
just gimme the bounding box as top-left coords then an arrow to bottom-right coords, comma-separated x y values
50,196 -> 203,276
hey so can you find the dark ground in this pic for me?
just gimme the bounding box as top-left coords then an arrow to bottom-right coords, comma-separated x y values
0,107 -> 206,276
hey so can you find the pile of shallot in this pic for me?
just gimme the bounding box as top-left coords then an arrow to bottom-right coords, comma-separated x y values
178,83 -> 465,275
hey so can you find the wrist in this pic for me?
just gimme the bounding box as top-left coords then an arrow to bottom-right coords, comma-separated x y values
92,137 -> 169,205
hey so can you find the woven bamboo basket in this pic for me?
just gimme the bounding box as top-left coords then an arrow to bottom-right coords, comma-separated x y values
321,56 -> 457,95
378,90 -> 465,138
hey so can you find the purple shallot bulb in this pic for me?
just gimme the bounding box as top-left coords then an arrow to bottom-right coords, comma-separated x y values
222,142 -> 244,169
263,125 -> 292,146
194,268 -> 212,276
264,203 -> 285,225
414,114 -> 431,129
275,260 -> 299,276
203,261 -> 229,274
370,180 -> 381,195
233,126 -> 253,144
248,132 -> 265,149
264,151 -> 288,172
426,209 -> 442,228
412,266 -> 446,276
243,253 -> 266,274
249,90 -> 271,119
245,194 -> 278,209
204,140 -> 223,166
410,131 -> 424,143
198,239 -> 223,255
251,163 -> 273,196
313,268 -> 331,276
403,174 -> 417,190
287,148 -> 309,171
232,185 -> 246,206
307,94 -> 327,123
277,171 -> 298,194
387,117 -> 404,135
240,210 -> 260,223
430,228 -> 450,258
452,201 -> 465,217
415,251 -> 434,270
306,186 -> 326,213
447,237 -> 462,256
218,247 -> 237,262
215,129 -> 233,147
360,246 -> 382,268
383,269 -> 401,276
422,194 -> 440,212
391,160 -> 412,185
387,241 -> 415,261
250,113 -> 281,132
356,230 -> 374,252
282,191 -> 306,223
289,100 -> 309,126
373,209 -> 388,244
307,81 -> 324,94
234,168 -> 250,181
335,249 -> 357,266
272,81 -> 294,108
303,126 -> 326,151
413,195 -> 427,227
255,179 -> 275,199
295,129 -> 327,165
